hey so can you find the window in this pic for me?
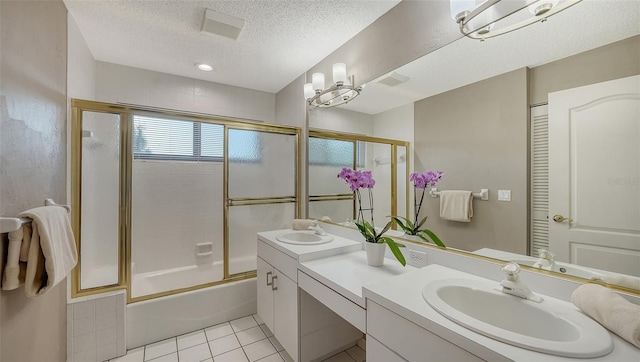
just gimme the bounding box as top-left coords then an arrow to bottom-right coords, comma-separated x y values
308,137 -> 364,167
133,116 -> 259,162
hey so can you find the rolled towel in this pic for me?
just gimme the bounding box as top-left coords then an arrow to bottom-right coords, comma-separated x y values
591,274 -> 640,291
292,219 -> 314,230
1,265 -> 20,290
572,283 -> 640,348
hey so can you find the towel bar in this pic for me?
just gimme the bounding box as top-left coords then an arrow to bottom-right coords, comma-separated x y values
0,198 -> 71,233
429,187 -> 489,201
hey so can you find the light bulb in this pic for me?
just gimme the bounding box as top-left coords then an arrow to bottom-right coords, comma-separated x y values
303,83 -> 315,99
332,63 -> 347,85
450,0 -> 476,21
312,73 -> 325,92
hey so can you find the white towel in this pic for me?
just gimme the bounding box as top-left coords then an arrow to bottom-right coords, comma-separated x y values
590,274 -> 640,291
2,227 -> 24,290
292,219 -> 314,230
439,190 -> 473,222
572,283 -> 640,348
18,206 -> 77,297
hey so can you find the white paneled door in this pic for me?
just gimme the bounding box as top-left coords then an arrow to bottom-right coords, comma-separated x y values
548,75 -> 640,276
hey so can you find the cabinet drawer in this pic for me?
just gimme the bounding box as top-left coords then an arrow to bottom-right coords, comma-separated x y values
367,301 -> 485,362
367,336 -> 406,362
257,239 -> 297,281
298,271 -> 365,332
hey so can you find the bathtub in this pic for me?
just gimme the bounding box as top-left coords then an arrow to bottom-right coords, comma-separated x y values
127,257 -> 257,348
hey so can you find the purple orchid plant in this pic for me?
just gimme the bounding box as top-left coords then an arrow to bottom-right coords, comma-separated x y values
338,167 -> 406,266
389,170 -> 446,248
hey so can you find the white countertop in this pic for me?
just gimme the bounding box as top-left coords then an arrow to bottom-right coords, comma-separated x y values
363,264 -> 640,361
299,251 -> 417,308
257,229 -> 361,262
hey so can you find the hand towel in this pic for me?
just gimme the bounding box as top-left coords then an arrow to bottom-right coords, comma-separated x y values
19,223 -> 32,261
439,190 -> 473,222
292,219 -> 314,230
18,206 -> 77,297
2,227 -> 24,290
590,274 -> 640,291
572,283 -> 640,348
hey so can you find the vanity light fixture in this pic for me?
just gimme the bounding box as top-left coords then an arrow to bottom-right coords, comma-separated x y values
196,63 -> 213,71
450,0 -> 582,40
304,63 -> 363,108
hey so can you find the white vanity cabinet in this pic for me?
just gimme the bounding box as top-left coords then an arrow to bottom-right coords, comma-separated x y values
256,241 -> 299,361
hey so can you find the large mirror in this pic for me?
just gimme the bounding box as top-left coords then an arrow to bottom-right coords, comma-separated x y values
307,1 -> 639,291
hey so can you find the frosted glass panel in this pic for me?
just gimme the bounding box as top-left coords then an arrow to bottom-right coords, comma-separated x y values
228,203 -> 295,275
366,142 -> 391,228
229,130 -> 296,198
80,111 -> 120,289
397,146 -> 408,221
309,137 -> 354,195
130,129 -> 224,298
309,200 -> 354,224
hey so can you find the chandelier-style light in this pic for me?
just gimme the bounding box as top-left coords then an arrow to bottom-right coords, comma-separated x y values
450,0 -> 582,40
304,63 -> 363,108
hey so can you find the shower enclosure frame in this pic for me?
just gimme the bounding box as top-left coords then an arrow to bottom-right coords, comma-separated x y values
70,99 -> 302,303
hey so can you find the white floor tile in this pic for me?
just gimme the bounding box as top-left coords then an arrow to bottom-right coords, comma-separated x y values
110,347 -> 144,362
177,330 -> 207,351
243,339 -> 277,362
236,326 -> 267,346
230,316 -> 258,332
345,346 -> 365,362
252,314 -> 264,325
144,338 -> 177,361
213,347 -> 249,362
205,322 -> 234,341
209,334 -> 241,357
267,336 -> 283,352
255,352 -> 284,362
322,351 -> 355,362
259,324 -> 273,338
177,343 -> 212,362
147,352 -> 178,362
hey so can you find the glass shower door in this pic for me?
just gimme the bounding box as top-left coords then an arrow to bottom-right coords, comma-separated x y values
226,127 -> 299,276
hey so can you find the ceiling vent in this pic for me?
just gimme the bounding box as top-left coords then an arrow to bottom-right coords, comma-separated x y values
377,72 -> 410,87
201,8 -> 245,40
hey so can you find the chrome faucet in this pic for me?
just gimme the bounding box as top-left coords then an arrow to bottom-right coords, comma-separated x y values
532,249 -> 556,270
500,263 -> 543,302
308,220 -> 327,236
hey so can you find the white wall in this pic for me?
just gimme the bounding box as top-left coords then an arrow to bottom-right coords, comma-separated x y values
95,62 -> 276,123
309,107 -> 373,135
67,14 -> 96,100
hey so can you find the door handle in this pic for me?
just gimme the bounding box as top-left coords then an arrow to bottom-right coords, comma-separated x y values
266,271 -> 272,286
271,275 -> 278,291
553,214 -> 573,223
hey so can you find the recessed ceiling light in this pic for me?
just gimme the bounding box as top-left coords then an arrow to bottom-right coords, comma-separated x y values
196,63 -> 213,71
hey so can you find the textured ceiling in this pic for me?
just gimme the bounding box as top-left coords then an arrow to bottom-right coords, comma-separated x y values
64,0 -> 401,93
341,0 -> 640,114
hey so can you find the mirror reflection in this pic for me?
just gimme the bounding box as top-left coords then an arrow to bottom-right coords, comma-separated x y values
307,1 -> 639,290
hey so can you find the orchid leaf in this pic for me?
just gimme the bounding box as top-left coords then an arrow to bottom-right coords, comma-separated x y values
421,229 -> 446,248
381,237 -> 406,266
379,221 -> 392,236
415,216 -> 429,230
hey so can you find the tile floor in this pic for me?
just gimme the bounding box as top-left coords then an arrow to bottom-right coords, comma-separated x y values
109,314 -> 365,362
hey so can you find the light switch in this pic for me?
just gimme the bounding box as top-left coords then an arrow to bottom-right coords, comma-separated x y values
498,190 -> 511,201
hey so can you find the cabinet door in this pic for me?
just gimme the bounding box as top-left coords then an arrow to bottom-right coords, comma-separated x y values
257,257 -> 275,332
274,270 -> 298,361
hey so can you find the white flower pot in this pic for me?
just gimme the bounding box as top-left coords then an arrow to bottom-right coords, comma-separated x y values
365,242 -> 386,267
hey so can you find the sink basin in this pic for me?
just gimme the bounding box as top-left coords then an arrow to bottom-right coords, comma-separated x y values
509,258 -> 603,279
423,278 -> 613,358
276,231 -> 333,245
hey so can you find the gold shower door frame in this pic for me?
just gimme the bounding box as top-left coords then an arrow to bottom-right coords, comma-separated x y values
70,99 -> 301,303
307,129 -> 410,228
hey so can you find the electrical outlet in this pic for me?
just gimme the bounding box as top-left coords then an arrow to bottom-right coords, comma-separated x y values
408,250 -> 428,267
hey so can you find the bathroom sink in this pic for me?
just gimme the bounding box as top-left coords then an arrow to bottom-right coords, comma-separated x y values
509,258 -> 603,279
422,278 -> 612,358
276,231 -> 333,245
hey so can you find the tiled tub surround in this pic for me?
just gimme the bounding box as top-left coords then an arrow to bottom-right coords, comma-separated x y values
67,291 -> 126,361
